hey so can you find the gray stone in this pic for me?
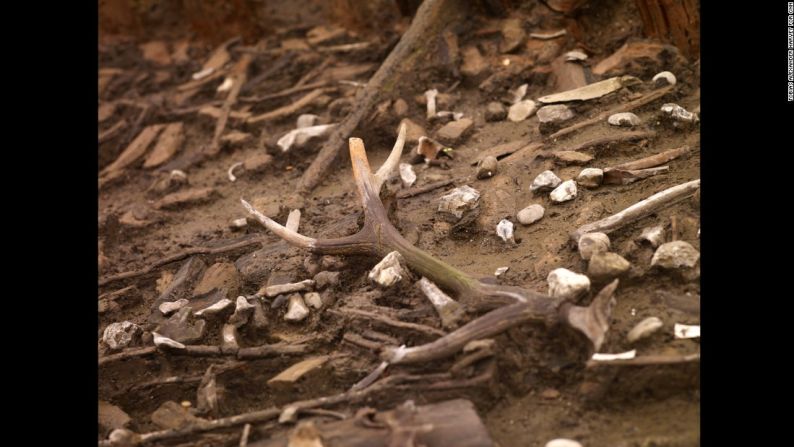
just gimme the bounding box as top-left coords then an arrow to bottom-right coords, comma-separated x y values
369,251 -> 408,288
436,118 -> 474,144
313,271 -> 340,290
517,204 -> 544,225
102,321 -> 142,350
485,102 -> 507,121
550,179 -> 577,203
438,185 -> 480,220
284,294 -> 310,322
660,103 -> 699,123
607,112 -> 641,127
530,170 -> 562,192
576,168 -> 604,188
304,292 -> 323,309
155,307 -> 206,344
476,156 -> 498,179
547,268 -> 590,299
651,241 -> 700,269
496,219 -> 515,243
507,99 -> 537,122
588,252 -> 631,279
578,232 -> 611,260
537,104 -> 575,124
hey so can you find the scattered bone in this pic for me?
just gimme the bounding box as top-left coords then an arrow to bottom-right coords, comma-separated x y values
220,131 -> 253,148
496,219 -> 515,243
438,185 -> 480,219
227,162 -> 244,182
627,317 -> 664,343
591,350 -> 636,361
538,76 -> 634,104
229,296 -> 256,328
547,268 -> 590,299
517,204 -> 544,225
638,225 -> 665,247
284,294 -> 310,322
494,267 -> 509,277
192,67 -> 215,81
660,103 -> 699,123
276,124 -> 337,152
259,280 -> 315,298
530,170 -> 562,192
588,252 -> 631,279
485,102 -> 507,121
103,321 -> 142,350
537,105 -> 575,130
248,88 -> 328,124
304,292 -> 323,310
194,299 -> 233,317
368,251 -> 408,288
434,111 -> 464,121
216,76 -> 233,92
603,166 -> 669,185
605,145 -> 692,173
651,241 -> 700,269
230,218 -> 248,230
509,84 -> 528,104
550,179 -> 577,203
564,50 -> 588,61
159,299 -> 189,316
552,151 -> 592,165
476,156 -> 498,179
608,112 -> 641,127
152,332 -> 186,350
530,29 -> 567,40
674,323 -> 700,339
578,233 -> 611,260
425,89 -> 438,119
507,99 -> 537,122
416,136 -> 448,161
154,187 -> 217,210
652,71 -> 677,86
221,324 -> 240,351
143,122 -> 184,169
196,366 -> 219,416
399,163 -> 417,187
577,168 -> 604,188
418,277 -> 465,330
268,355 -> 330,385
545,439 -> 582,447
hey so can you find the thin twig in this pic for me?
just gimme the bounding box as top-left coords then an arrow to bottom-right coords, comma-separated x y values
331,308 -> 446,337
99,119 -> 128,144
395,178 -> 458,199
605,145 -> 693,171
586,352 -> 700,368
247,89 -> 328,124
207,54 -> 253,156
238,81 -> 330,103
99,343 -> 308,367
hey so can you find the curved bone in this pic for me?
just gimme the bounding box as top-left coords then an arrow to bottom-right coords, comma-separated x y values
372,122 -> 407,191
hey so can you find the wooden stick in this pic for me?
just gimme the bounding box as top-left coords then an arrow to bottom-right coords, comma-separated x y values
247,89 -> 328,124
207,54 -> 253,156
98,119 -> 128,144
331,308 -> 446,337
586,352 -> 699,368
238,81 -> 330,104
605,145 -> 693,171
396,178 -> 458,199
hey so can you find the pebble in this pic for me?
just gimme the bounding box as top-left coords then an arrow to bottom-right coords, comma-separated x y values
393,98 -> 409,117
399,163 -> 416,187
651,241 -> 700,269
547,268 -> 591,299
304,292 -> 323,309
496,219 -> 515,243
313,271 -> 340,290
194,298 -> 233,317
368,251 -> 407,288
228,296 -> 255,328
564,50 -> 588,61
260,280 -> 315,298
578,232 -> 611,260
485,102 -> 507,121
243,153 -> 273,173
588,252 -> 631,279
436,118 -> 474,144
399,118 -> 427,144
545,439 -> 583,447
507,99 -> 537,122
638,225 -> 665,247
652,71 -> 677,86
550,179 -> 577,203
552,151 -> 593,165
536,104 -> 575,123
155,307 -> 206,343
530,170 -> 562,192
284,294 -> 310,322
660,103 -> 699,123
229,218 -> 248,230
159,299 -> 189,316
607,112 -> 641,127
577,168 -> 604,188
476,156 -> 498,179
103,321 -> 142,350
438,185 -> 480,220
221,324 -> 240,351
626,317 -> 664,343
517,204 -> 544,225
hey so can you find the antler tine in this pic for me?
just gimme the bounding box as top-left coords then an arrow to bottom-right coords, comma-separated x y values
372,122 -> 407,191
241,199 -> 316,249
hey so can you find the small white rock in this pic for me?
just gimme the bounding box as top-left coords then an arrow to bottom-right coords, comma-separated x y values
159,299 -> 189,316
578,232 -> 611,260
674,323 -> 700,339
103,321 -> 142,350
638,225 -> 665,247
369,251 -> 408,288
194,298 -> 233,317
550,179 -> 577,203
547,268 -> 591,300
652,71 -> 677,86
399,163 -> 417,188
576,168 -> 604,188
304,292 -> 323,309
588,252 -> 631,279
651,241 -> 700,269
660,103 -> 699,123
517,204 -> 544,225
438,185 -> 481,219
626,317 -> 664,343
564,50 -> 588,61
494,266 -> 509,276
152,332 -> 186,350
296,113 -> 320,128
537,104 -> 574,124
545,439 -> 583,447
509,84 -> 528,104
591,350 -> 636,361
496,219 -> 515,243
228,296 -> 255,327
530,170 -> 562,192
216,76 -> 233,92
230,218 -> 248,230
284,294 -> 310,322
607,112 -> 641,127
221,324 -> 239,351
507,99 -> 537,122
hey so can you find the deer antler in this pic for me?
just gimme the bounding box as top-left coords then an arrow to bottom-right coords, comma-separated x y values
242,133 -> 618,365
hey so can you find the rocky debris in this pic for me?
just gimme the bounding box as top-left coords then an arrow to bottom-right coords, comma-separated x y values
651,241 -> 700,269
652,71 -> 677,86
547,268 -> 591,300
626,317 -> 664,343
313,271 -> 340,291
277,123 -> 336,152
674,323 -> 700,339
661,103 -> 699,123
156,307 -> 206,343
148,169 -> 188,196
399,163 -> 417,187
577,168 -> 604,188
284,294 -> 310,322
243,153 -> 273,173
530,170 -> 562,192
260,279 -> 315,298
592,41 -> 679,76
369,251 -> 408,288
102,321 -> 142,350
144,122 -> 184,168
499,18 -> 526,53
485,102 -> 507,121
268,356 -> 330,385
438,185 -> 480,220
418,277 -> 465,329
608,112 -> 641,127
193,262 -> 241,298
564,50 -> 588,61
508,84 -> 528,103
494,266 -> 509,277
538,76 -> 635,104
476,156 -> 498,179
588,252 -> 631,279
229,218 -> 248,230
221,324 -> 240,351
578,232 -> 611,260
460,46 -> 488,78
507,99 -> 537,122
545,439 -> 583,447
537,104 -> 574,133
99,400 -> 132,435
154,187 -> 217,210
496,219 -> 515,243
251,300 -> 268,329
416,136 -> 447,161
436,118 -> 474,144
228,296 -> 255,328
152,332 -> 186,350
552,151 -> 593,165
194,298 -> 233,318
159,299 -> 189,316
151,401 -> 204,430
304,292 -> 323,310
638,225 -> 665,247
517,204 -> 544,225
550,179 -> 577,203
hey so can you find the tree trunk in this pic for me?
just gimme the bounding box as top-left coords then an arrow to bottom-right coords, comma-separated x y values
634,0 -> 700,59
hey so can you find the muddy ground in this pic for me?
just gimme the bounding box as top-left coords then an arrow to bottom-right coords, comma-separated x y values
98,1 -> 700,445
